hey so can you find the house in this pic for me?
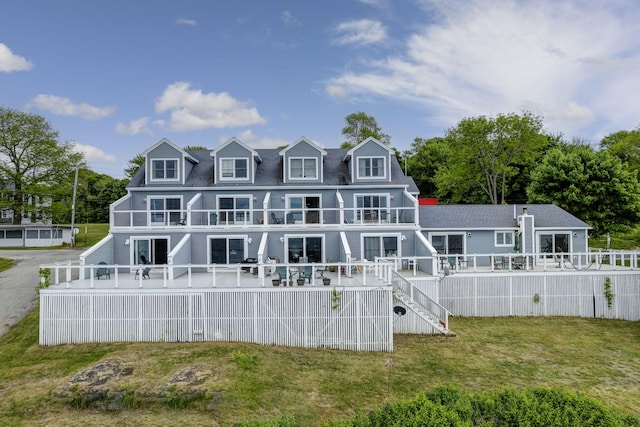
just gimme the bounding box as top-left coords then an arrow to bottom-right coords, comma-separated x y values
0,188 -> 72,247
419,204 -> 591,269
42,136 -> 638,351
88,136 -> 428,271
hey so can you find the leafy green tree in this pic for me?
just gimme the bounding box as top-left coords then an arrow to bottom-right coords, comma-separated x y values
600,127 -> 640,179
527,145 -> 640,235
183,145 -> 207,150
0,107 -> 85,224
404,137 -> 449,197
435,112 -> 548,204
124,153 -> 145,179
341,111 -> 390,148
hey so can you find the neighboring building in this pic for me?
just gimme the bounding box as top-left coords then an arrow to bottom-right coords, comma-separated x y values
89,136 -> 429,270
420,204 -> 591,267
0,188 -> 72,247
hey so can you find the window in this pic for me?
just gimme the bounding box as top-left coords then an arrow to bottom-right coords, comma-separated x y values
286,236 -> 323,263
355,194 -> 389,223
431,234 -> 464,254
363,235 -> 399,260
151,159 -> 178,181
286,195 -> 320,224
220,158 -> 248,179
357,157 -> 385,178
27,230 -> 38,239
289,158 -> 317,179
149,197 -> 182,225
495,231 -> 514,247
217,196 -> 251,224
539,233 -> 570,257
209,237 -> 246,264
133,238 -> 168,265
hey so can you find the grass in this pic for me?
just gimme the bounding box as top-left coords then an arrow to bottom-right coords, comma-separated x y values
0,258 -> 15,272
590,224 -> 640,250
71,223 -> 110,248
0,311 -> 638,426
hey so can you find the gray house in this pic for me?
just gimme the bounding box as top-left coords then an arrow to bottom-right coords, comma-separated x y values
96,136 -> 428,271
420,204 -> 591,268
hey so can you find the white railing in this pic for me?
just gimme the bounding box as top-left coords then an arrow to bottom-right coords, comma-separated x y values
110,206 -> 418,228
390,270 -> 449,331
40,260 -> 393,289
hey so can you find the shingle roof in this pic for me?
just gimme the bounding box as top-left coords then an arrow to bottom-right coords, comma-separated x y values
129,147 -> 419,191
419,204 -> 591,230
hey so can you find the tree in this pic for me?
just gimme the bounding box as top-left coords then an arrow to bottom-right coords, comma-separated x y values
0,107 -> 84,224
435,112 -> 548,204
124,153 -> 145,179
600,127 -> 640,179
183,145 -> 207,150
404,137 -> 449,197
341,112 -> 390,148
527,145 -> 640,235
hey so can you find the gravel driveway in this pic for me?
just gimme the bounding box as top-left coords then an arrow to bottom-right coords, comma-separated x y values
0,248 -> 83,337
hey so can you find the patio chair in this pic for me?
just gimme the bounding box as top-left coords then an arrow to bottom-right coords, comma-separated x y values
96,262 -> 110,279
271,212 -> 283,224
512,255 -> 525,269
135,267 -> 150,279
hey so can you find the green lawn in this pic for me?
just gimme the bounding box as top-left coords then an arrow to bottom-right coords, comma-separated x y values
0,311 -> 638,426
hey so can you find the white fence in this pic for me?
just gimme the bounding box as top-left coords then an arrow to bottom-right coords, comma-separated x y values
439,271 -> 640,320
39,287 -> 394,351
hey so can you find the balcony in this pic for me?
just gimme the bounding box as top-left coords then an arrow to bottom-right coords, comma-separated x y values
111,206 -> 417,229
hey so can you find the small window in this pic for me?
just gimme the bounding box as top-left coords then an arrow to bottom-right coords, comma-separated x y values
495,231 -> 514,247
27,230 -> 38,239
357,157 -> 385,178
40,230 -> 51,239
220,158 -> 248,179
151,159 -> 178,181
289,158 -> 317,179
6,230 -> 22,239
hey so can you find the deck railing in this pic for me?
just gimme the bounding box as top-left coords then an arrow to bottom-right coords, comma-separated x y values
40,260 -> 393,289
111,206 -> 417,229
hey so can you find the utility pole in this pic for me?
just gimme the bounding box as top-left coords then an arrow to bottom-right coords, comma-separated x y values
70,166 -> 79,247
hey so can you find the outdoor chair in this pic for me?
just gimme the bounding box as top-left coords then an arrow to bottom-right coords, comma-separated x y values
135,267 -> 150,279
96,262 -> 110,279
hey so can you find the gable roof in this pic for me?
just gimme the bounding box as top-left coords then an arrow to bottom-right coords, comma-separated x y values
419,204 -> 591,230
343,137 -> 391,162
141,138 -> 199,164
278,137 -> 327,156
210,137 -> 262,162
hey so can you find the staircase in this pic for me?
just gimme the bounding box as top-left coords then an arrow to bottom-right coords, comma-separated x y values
391,271 -> 451,335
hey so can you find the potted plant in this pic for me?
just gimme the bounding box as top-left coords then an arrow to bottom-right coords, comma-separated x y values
323,277 -> 331,286
297,277 -> 305,286
272,273 -> 281,286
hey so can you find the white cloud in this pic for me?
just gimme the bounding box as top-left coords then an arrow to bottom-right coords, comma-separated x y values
155,81 -> 267,132
326,0 -> 640,137
71,142 -> 117,163
116,117 -> 152,135
177,17 -> 197,26
28,94 -> 115,120
281,11 -> 300,26
218,131 -> 289,149
0,43 -> 33,72
332,19 -> 387,46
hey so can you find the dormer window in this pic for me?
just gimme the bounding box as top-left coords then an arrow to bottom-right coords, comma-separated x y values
289,157 -> 317,180
221,158 -> 248,180
357,157 -> 385,179
152,159 -> 179,181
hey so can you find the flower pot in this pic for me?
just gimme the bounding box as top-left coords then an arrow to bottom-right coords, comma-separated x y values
272,279 -> 280,286
323,278 -> 331,286
297,279 -> 305,286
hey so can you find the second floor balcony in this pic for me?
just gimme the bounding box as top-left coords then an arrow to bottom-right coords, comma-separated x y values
111,205 -> 418,229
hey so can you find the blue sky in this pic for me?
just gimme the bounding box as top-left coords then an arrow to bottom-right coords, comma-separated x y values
2,0 -> 640,178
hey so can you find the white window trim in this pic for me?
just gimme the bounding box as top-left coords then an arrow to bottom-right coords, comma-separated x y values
356,156 -> 386,180
216,194 -> 253,224
147,196 -> 183,226
129,235 -> 171,268
219,157 -> 249,181
428,232 -> 466,254
150,158 -> 180,182
361,233 -> 402,260
353,193 -> 390,223
283,233 -> 325,263
285,194 -> 322,224
495,231 -> 515,247
206,235 -> 249,269
288,157 -> 318,180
